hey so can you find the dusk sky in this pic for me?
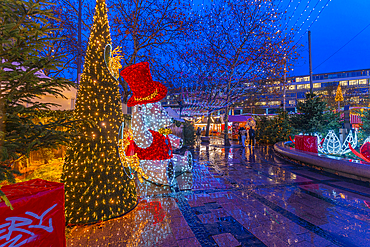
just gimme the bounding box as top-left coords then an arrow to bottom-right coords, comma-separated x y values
294,0 -> 370,77
192,0 -> 370,77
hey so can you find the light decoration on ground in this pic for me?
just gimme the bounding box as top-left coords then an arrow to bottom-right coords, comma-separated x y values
62,0 -> 137,225
340,130 -> 357,154
320,130 -> 358,155
323,130 -> 341,154
120,62 -> 193,185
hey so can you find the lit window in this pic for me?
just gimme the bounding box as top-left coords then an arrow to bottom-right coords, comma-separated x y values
359,79 -> 367,85
340,81 -> 348,86
268,101 -> 281,105
303,76 -> 310,81
296,77 -> 302,82
317,90 -> 328,96
349,80 -> 358,86
297,84 -> 309,89
288,85 -> 296,90
313,83 -> 321,88
289,100 -> 296,105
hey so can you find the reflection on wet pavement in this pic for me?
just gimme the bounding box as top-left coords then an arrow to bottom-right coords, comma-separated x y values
67,137 -> 370,246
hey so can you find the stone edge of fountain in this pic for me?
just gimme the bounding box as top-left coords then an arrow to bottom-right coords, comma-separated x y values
274,141 -> 370,183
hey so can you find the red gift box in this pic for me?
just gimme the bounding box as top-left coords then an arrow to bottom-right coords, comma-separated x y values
0,179 -> 65,247
295,135 -> 318,153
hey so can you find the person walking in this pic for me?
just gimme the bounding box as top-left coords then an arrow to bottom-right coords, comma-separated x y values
240,127 -> 246,147
238,127 -> 242,144
249,127 -> 255,146
196,127 -> 201,144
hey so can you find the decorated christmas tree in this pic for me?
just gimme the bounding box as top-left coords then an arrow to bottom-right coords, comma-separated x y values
62,0 -> 137,225
335,83 -> 344,113
335,84 -> 344,102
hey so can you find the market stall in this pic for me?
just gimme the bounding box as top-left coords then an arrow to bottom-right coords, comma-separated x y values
228,115 -> 256,140
194,116 -> 223,136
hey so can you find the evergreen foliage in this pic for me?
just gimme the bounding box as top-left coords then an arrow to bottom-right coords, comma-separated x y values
290,93 -> 340,136
62,0 -> 137,225
359,110 -> 370,144
256,110 -> 294,145
0,0 -> 75,202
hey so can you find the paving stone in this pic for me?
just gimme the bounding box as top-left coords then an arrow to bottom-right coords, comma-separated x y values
176,237 -> 202,247
66,138 -> 370,247
212,233 -> 241,247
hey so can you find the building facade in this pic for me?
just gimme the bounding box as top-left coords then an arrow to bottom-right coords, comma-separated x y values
163,68 -> 370,117
247,68 -> 370,115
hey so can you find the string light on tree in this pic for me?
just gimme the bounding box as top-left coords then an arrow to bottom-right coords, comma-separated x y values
62,0 -> 137,225
335,83 -> 344,112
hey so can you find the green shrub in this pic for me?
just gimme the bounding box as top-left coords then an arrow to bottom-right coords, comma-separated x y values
256,110 -> 295,145
290,93 -> 340,136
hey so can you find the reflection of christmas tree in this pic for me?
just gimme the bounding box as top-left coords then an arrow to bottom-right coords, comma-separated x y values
62,0 -> 137,225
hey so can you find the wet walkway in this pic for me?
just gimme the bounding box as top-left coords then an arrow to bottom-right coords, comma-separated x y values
67,138 -> 370,247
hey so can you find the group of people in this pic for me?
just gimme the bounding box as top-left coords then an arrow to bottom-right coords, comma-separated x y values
239,127 -> 255,147
196,126 -> 255,147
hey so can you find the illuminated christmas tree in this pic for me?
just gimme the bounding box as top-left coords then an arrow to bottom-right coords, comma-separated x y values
62,0 -> 137,225
335,84 -> 344,113
335,84 -> 344,102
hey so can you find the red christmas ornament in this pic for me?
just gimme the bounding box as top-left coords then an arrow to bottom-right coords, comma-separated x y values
120,62 -> 167,107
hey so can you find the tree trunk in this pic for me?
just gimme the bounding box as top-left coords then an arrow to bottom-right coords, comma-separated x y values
224,68 -> 235,146
205,111 -> 212,137
0,96 -> 4,152
224,105 -> 230,146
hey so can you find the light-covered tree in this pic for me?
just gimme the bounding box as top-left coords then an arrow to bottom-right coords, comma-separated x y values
181,0 -> 297,145
62,0 -> 137,225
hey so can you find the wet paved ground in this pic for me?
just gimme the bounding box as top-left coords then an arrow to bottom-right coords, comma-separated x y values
67,137 -> 370,246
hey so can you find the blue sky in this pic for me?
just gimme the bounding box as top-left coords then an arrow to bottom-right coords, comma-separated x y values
285,0 -> 370,76
192,0 -> 370,77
